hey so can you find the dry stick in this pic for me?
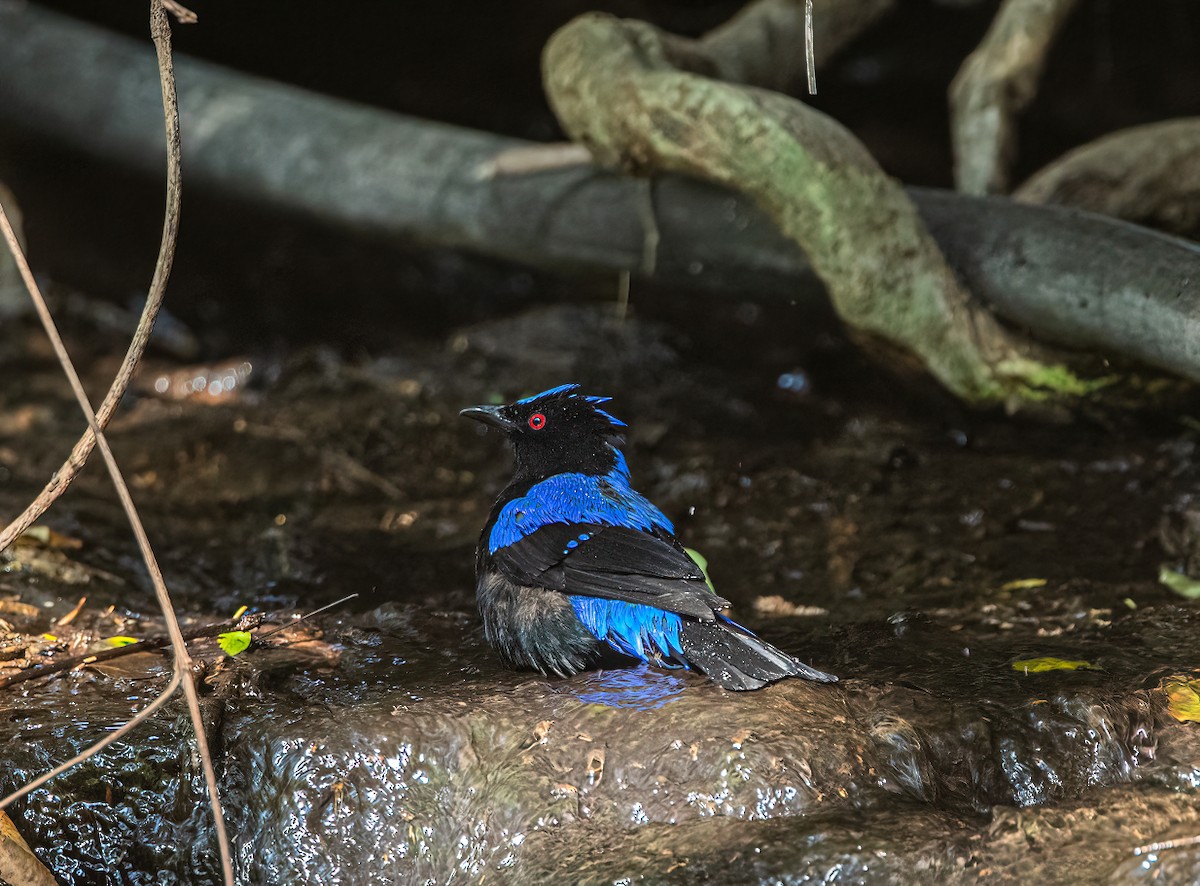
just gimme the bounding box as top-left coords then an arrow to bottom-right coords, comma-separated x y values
0,0 -> 182,554
0,205 -> 235,884
0,590 -> 353,690
162,0 -> 198,24
0,619 -> 246,691
0,203 -> 235,883
0,4 -> 234,881
805,0 -> 816,94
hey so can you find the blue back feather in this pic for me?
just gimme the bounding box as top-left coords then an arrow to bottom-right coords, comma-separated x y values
570,596 -> 684,663
489,470 -> 673,552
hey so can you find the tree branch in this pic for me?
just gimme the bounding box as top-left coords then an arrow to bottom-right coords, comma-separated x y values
1015,117 -> 1200,241
0,4 -> 232,882
543,12 -> 1096,408
0,0 -> 182,553
0,616 -> 259,691
950,0 -> 1082,195
2,5 -> 1200,388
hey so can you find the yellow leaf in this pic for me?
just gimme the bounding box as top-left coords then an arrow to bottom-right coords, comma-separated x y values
105,636 -> 139,648
20,526 -> 82,549
232,605 -> 248,620
1163,677 -> 1200,723
1001,578 -> 1047,592
684,547 -> 716,593
41,633 -> 57,642
1012,657 -> 1096,674
218,631 -> 253,656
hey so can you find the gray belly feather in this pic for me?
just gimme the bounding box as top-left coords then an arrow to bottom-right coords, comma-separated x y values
476,572 -> 599,677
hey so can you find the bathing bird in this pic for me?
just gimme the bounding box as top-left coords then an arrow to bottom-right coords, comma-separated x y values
461,384 -> 836,690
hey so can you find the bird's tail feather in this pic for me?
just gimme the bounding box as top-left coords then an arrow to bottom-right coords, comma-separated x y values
679,617 -> 837,690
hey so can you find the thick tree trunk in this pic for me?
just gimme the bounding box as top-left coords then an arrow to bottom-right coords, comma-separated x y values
1,4 -> 1199,385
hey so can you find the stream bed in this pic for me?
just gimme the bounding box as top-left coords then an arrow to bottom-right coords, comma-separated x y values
1,297 -> 1199,884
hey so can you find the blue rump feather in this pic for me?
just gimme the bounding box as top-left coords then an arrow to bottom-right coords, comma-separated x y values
570,596 -> 684,662
489,471 -> 673,552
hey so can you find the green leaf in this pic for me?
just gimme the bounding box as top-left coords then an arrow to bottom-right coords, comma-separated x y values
683,547 -> 716,593
1159,565 -> 1200,599
1012,657 -> 1096,674
217,631 -> 253,656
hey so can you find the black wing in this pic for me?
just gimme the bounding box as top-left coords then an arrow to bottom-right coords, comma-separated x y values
491,522 -> 729,621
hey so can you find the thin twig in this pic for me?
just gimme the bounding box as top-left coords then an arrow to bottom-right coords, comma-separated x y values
615,272 -> 630,323
0,618 -> 250,691
0,4 -> 233,881
0,0 -> 184,554
0,595 -> 354,690
162,0 -> 198,24
636,178 -> 660,276
805,0 -> 817,95
0,201 -> 235,883
0,671 -> 183,810
0,202 -> 234,885
252,593 -> 359,641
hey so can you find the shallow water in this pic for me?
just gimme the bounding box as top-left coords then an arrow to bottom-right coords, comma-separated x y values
1,300 -> 1199,883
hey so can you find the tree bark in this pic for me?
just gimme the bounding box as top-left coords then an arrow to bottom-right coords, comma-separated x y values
950,0 -> 1082,195
542,12 -> 1095,407
1016,118 -> 1200,241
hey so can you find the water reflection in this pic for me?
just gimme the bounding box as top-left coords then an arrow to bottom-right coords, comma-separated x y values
568,665 -> 687,710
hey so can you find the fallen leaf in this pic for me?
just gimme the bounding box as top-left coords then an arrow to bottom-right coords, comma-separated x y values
1001,578 -> 1048,592
753,595 -> 828,617
105,636 -> 140,648
1163,676 -> 1200,723
217,631 -> 253,656
20,526 -> 83,549
0,808 -> 58,885
1012,657 -> 1096,674
0,600 -> 39,618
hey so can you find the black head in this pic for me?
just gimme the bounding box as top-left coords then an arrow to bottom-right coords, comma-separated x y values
461,384 -> 627,481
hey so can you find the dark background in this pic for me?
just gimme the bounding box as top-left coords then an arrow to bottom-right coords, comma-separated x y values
6,0 -> 1200,351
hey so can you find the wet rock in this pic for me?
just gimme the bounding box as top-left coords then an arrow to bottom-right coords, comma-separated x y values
2,303 -> 1200,883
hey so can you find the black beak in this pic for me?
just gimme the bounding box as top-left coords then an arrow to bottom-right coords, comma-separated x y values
459,405 -> 516,431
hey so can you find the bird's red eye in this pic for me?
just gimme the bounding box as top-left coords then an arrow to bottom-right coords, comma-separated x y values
528,413 -> 547,430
